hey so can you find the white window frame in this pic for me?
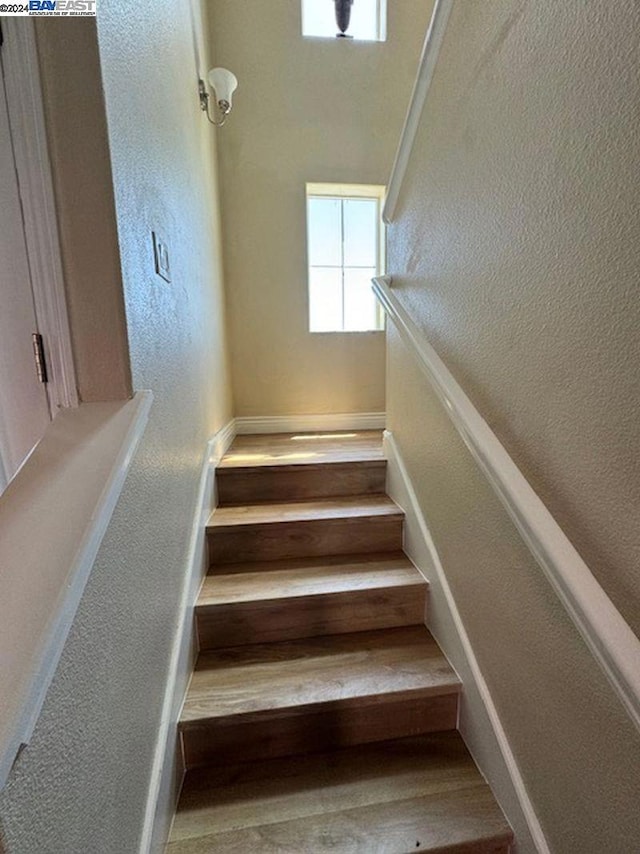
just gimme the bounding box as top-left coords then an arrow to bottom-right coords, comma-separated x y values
306,182 -> 386,334
301,0 -> 387,42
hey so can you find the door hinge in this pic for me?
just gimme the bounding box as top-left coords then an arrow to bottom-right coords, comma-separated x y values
32,332 -> 48,384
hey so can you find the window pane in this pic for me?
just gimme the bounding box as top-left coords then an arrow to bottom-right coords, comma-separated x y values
302,0 -> 338,38
307,197 -> 342,267
349,0 -> 381,40
343,198 -> 378,267
309,267 -> 343,332
302,0 -> 383,40
344,267 -> 378,331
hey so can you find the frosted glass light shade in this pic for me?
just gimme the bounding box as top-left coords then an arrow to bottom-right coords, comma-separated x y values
208,67 -> 238,107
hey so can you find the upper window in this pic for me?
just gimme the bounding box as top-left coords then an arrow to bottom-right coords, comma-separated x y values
306,183 -> 385,333
302,0 -> 387,41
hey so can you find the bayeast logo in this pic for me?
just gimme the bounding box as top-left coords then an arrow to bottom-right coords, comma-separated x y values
28,0 -> 96,13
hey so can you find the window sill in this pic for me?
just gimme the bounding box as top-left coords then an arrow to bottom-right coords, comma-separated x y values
0,391 -> 152,789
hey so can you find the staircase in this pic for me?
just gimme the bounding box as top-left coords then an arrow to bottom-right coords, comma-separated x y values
167,431 -> 512,853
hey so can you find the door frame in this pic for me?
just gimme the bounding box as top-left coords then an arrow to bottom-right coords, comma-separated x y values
1,17 -> 78,412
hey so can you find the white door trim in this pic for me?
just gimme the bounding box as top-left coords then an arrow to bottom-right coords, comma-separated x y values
1,18 -> 78,410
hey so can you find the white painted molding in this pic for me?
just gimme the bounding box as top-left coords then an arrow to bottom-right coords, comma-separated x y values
0,392 -> 152,791
139,418 -> 236,854
1,18 -> 78,410
384,430 -> 547,854
235,412 -> 385,435
373,274 -> 640,736
383,0 -> 453,224
209,418 -> 237,463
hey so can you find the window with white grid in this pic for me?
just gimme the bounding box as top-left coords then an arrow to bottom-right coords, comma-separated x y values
306,183 -> 385,333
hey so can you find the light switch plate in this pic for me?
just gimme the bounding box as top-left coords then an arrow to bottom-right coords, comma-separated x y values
152,231 -> 171,283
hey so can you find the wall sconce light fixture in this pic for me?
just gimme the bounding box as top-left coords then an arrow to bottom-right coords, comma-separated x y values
198,67 -> 238,127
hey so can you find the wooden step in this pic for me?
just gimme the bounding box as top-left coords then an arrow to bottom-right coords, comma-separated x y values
219,431 -> 384,468
179,627 -> 460,768
196,553 -> 427,649
217,459 -> 387,505
168,732 -> 513,853
217,430 -> 386,504
207,496 -> 404,565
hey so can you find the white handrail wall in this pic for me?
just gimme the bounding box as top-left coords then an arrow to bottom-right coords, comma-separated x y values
383,0 -> 453,224
0,393 -> 152,790
373,274 -> 640,734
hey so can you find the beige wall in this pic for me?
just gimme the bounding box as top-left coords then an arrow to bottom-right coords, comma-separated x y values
209,0 -> 433,417
388,327 -> 640,852
0,1 -> 232,851
36,21 -> 132,402
387,0 -> 640,849
390,0 -> 640,638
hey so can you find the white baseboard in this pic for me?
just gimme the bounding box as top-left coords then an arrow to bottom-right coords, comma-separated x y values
209,419 -> 236,463
383,430 -> 548,854
139,418 -> 236,854
234,412 -> 386,435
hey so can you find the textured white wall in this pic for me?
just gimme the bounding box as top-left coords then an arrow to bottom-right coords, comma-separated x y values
388,326 -> 640,852
209,0 -> 433,417
0,2 -> 232,851
390,0 -> 640,637
387,0 -> 640,849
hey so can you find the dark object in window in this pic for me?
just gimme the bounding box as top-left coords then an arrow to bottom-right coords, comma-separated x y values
334,0 -> 354,37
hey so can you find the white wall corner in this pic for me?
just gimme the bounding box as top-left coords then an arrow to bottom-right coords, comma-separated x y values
139,418 -> 236,854
383,429 -> 548,854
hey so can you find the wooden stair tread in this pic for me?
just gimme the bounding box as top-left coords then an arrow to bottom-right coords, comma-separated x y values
202,551 -> 414,576
219,430 -> 383,469
216,459 -> 387,505
168,791 -> 511,853
173,732 -> 480,822
207,495 -> 402,529
181,627 -> 459,725
198,554 -> 424,606
168,733 -> 512,853
195,554 -> 427,649
217,459 -> 385,476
